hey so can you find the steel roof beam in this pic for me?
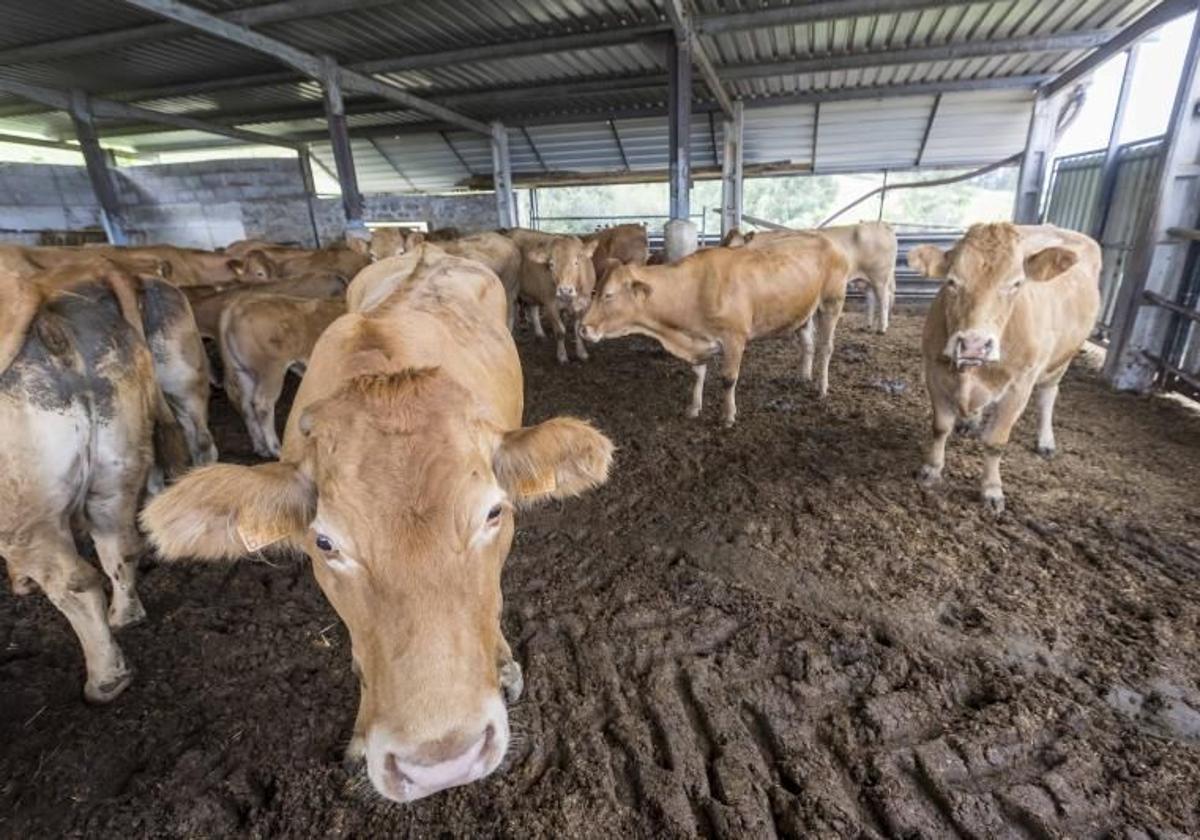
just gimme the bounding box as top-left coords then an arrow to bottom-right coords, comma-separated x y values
695,0 -> 971,34
0,0 -> 399,66
665,0 -> 734,119
120,0 -> 491,135
0,76 -> 303,149
1042,0 -> 1195,97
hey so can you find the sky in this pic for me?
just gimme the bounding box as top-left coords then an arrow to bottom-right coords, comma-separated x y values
1056,12 -> 1195,157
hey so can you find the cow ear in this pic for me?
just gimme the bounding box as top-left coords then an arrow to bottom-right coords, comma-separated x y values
494,417 -> 614,507
582,239 -> 600,258
1024,247 -> 1077,282
156,259 -> 173,280
526,246 -> 551,265
227,258 -> 245,276
141,462 -> 316,560
347,236 -> 371,256
631,280 -> 652,300
907,244 -> 948,278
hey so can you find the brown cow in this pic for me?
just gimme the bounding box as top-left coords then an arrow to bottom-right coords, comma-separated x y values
9,243 -> 255,288
236,245 -> 367,283
581,234 -> 851,425
0,269 -> 193,702
184,272 -> 347,340
360,229 -> 522,330
504,228 -> 599,363
219,294 -> 346,458
908,223 -> 1101,513
582,223 -> 649,278
141,243 -> 614,803
724,222 -> 898,333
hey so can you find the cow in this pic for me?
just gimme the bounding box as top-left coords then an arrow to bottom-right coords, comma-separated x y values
723,222 -> 898,333
504,228 -> 599,363
908,223 -> 1101,513
581,234 -> 851,426
0,268 -> 192,702
9,243 -> 255,288
358,229 -> 522,330
140,242 -> 614,803
219,294 -> 346,458
26,261 -> 217,469
582,223 -> 649,278
184,272 -> 348,340
235,245 -> 367,283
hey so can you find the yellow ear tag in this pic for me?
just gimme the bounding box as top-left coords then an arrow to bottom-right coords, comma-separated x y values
238,522 -> 291,553
517,471 -> 558,499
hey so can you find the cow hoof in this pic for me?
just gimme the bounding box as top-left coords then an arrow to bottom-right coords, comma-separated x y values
916,465 -> 942,486
1036,444 -> 1055,460
684,408 -> 701,420
85,665 -> 134,704
721,417 -> 737,429
109,599 -> 147,630
982,491 -> 1006,515
500,660 -> 524,705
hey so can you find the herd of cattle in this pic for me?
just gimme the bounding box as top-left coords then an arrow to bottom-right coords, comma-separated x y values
0,217 -> 1100,803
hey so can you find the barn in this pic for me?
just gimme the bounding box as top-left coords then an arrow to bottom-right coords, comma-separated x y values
1,1 -> 1199,837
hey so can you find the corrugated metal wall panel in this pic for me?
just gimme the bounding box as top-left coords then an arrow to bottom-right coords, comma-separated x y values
815,96 -> 935,171
921,89 -> 1034,166
743,103 -> 815,167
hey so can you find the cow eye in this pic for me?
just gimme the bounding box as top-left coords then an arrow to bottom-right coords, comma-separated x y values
487,504 -> 504,524
314,534 -> 335,553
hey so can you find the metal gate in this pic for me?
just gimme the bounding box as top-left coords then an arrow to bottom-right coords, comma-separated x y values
1043,137 -> 1163,344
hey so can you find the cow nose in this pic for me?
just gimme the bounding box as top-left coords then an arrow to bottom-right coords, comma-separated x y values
379,725 -> 496,802
580,325 -> 598,342
955,335 -> 995,360
556,286 -> 576,300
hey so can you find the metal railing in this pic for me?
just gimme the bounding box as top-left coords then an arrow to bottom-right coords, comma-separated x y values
1043,136 -> 1164,343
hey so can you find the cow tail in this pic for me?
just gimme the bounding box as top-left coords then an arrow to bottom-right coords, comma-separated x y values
152,386 -> 191,481
217,301 -> 250,413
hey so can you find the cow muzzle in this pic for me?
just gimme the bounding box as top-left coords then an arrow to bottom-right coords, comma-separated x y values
949,332 -> 999,369
366,696 -> 509,803
579,324 -> 601,343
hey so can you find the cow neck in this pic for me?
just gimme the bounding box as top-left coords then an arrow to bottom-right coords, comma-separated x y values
633,263 -> 719,362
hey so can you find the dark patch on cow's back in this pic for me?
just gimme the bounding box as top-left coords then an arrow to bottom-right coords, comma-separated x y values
139,276 -> 192,366
0,281 -> 142,417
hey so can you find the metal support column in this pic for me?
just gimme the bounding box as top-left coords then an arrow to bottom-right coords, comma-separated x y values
1012,91 -> 1059,223
720,100 -> 744,236
1092,46 -> 1139,240
667,33 -> 692,222
320,56 -> 365,237
67,89 -> 128,245
296,146 -> 322,248
491,121 -> 517,228
1106,7 -> 1200,391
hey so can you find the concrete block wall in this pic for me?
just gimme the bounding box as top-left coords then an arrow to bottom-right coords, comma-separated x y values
0,158 -> 502,249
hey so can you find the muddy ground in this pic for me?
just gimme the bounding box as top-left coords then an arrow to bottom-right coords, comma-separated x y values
2,308 -> 1199,839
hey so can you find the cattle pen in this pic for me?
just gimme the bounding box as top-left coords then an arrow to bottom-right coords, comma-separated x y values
1,2 -> 1200,839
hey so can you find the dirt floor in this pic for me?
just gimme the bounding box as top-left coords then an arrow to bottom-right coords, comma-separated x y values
1,307 -> 1199,839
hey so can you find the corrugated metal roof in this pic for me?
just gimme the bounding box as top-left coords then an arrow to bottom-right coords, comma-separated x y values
0,0 -> 1165,189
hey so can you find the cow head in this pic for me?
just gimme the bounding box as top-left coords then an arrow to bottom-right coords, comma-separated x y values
352,228 -> 426,262
141,371 -> 613,804
908,223 -> 1078,369
237,249 -> 277,283
526,235 -> 599,314
719,228 -> 748,248
580,263 -> 652,342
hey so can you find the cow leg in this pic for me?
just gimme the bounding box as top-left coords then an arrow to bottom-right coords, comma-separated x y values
92,530 -> 146,629
529,305 -> 546,339
250,364 -> 287,459
8,526 -> 132,703
169,389 -> 218,465
978,381 -> 1036,513
919,400 -> 956,486
547,306 -> 569,365
1035,378 -> 1063,458
865,286 -> 878,332
573,316 -> 590,362
872,274 -> 891,334
798,319 -> 815,382
719,339 -> 746,427
686,364 -> 707,418
814,295 -> 845,398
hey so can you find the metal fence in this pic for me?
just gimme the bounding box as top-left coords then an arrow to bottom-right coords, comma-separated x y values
1043,137 -> 1163,343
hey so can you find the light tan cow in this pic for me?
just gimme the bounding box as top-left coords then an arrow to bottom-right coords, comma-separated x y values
504,227 -> 599,363
908,223 -> 1101,513
235,244 -> 367,283
141,243 -> 614,803
184,272 -> 347,340
359,229 -> 523,329
219,294 -> 346,458
723,222 -> 898,333
582,223 -> 649,278
581,234 -> 851,426
6,243 -> 258,288
0,268 -> 192,702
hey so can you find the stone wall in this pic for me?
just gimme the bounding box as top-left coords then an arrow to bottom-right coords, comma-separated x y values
0,159 -> 502,248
